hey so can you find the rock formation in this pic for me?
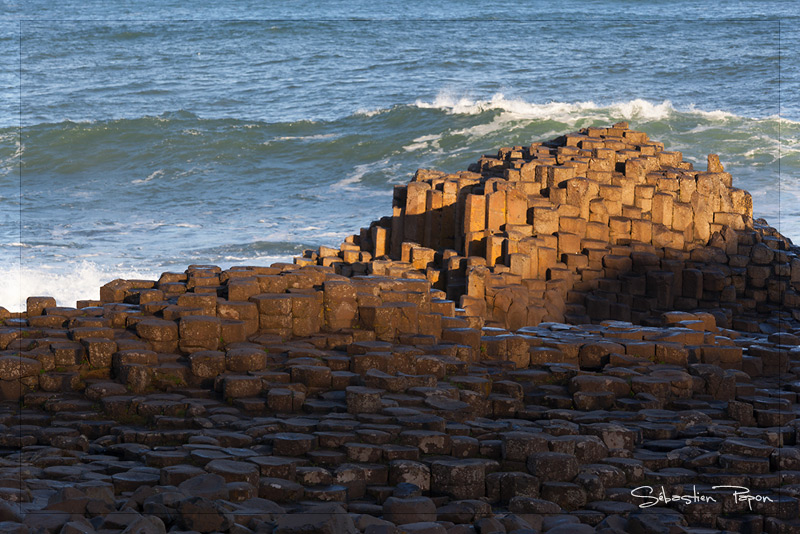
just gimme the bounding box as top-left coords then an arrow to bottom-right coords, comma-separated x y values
299,121 -> 796,334
1,124 -> 799,533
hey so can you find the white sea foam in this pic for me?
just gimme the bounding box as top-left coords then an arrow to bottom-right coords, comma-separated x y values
130,221 -> 202,231
1,254 -> 319,312
0,134 -> 22,177
611,99 -> 676,121
766,115 -> 800,125
354,107 -> 390,118
684,105 -> 738,121
132,169 -> 164,184
410,94 -> 800,130
415,92 -> 679,122
402,134 -> 443,152
0,261 -> 161,312
271,133 -> 338,142
333,173 -> 366,189
331,159 -> 394,190
411,91 -> 791,125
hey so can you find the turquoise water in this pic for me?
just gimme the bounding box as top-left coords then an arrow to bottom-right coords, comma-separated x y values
1,1 -> 798,309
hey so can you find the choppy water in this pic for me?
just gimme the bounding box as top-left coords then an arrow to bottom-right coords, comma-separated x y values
1,1 -> 799,310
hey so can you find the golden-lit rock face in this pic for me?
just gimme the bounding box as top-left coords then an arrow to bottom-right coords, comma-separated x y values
301,123 -> 795,332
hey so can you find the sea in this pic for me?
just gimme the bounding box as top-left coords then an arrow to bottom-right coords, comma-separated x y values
1,1 -> 799,311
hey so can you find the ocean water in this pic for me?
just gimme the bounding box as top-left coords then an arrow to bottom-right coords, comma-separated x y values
1,1 -> 799,311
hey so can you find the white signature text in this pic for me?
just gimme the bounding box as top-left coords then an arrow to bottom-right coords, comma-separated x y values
631,485 -> 774,510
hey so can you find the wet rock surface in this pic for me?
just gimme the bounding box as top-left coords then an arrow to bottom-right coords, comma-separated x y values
3,125 -> 800,532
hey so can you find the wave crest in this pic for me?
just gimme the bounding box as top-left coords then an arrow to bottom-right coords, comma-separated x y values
412,91 -> 797,124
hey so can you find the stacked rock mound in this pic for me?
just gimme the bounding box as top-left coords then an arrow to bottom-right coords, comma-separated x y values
1,125 -> 800,533
300,122 -> 798,334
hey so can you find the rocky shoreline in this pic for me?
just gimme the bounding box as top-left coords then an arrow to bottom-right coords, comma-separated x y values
2,124 -> 800,533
